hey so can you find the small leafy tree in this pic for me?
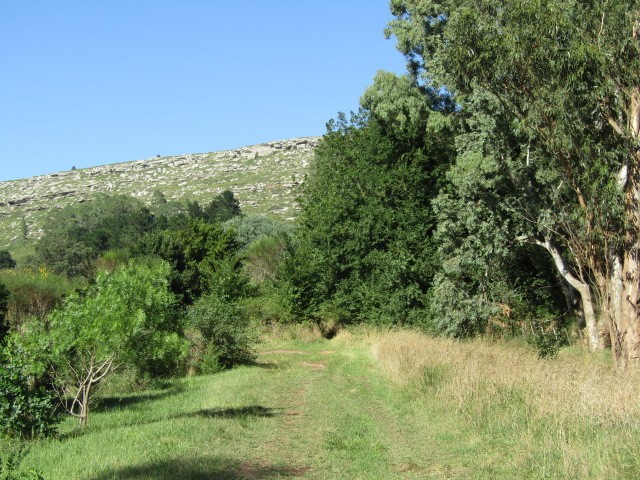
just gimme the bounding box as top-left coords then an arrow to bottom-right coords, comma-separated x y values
203,190 -> 242,223
17,261 -> 187,426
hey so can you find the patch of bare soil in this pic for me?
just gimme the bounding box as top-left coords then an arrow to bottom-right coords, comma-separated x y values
258,350 -> 309,355
319,350 -> 335,355
299,361 -> 326,371
237,461 -> 310,479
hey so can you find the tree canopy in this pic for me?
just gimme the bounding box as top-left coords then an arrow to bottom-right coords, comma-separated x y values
386,0 -> 640,366
288,72 -> 456,326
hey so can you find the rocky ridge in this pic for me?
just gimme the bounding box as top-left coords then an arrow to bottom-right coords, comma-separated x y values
0,137 -> 319,246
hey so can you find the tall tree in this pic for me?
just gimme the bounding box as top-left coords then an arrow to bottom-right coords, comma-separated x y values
289,72 -> 455,326
387,0 -> 640,365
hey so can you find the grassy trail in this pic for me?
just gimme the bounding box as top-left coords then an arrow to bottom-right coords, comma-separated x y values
23,335 -> 436,479
21,331 -> 640,479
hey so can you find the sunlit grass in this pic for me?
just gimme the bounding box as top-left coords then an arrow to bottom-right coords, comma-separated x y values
368,328 -> 640,478
12,326 -> 640,479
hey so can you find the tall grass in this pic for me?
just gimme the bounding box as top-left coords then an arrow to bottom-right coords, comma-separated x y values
368,329 -> 640,477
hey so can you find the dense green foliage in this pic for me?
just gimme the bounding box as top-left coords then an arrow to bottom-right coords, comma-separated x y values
134,220 -> 243,306
385,0 -> 640,361
223,214 -> 293,250
287,73 -> 455,327
0,348 -> 59,439
14,261 -> 186,425
34,195 -> 155,278
186,293 -> 256,372
0,269 -> 79,336
0,251 -> 16,269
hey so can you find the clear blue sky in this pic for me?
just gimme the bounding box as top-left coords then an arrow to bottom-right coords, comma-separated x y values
0,1 -> 407,182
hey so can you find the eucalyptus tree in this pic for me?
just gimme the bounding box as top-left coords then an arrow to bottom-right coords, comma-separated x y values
387,0 -> 640,366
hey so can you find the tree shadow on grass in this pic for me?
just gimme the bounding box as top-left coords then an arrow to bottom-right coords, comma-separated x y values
86,457 -> 309,480
93,383 -> 185,414
180,405 -> 283,419
252,361 -> 286,370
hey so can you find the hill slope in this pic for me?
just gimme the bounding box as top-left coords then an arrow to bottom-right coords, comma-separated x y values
0,137 -> 319,247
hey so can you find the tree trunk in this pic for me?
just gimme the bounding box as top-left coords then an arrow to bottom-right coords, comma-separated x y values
607,177 -> 640,367
604,82 -> 640,368
535,237 -> 602,351
80,383 -> 90,427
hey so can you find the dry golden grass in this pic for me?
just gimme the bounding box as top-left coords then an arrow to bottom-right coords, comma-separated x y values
369,329 -> 640,427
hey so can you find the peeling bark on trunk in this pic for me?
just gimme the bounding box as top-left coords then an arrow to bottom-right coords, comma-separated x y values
604,82 -> 640,368
608,168 -> 640,367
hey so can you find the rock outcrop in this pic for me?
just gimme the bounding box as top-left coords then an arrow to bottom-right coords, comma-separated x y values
0,137 -> 319,246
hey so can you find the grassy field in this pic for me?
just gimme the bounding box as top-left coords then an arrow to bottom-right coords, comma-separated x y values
12,327 -> 640,479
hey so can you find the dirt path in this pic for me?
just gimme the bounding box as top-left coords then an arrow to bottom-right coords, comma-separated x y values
250,341 -> 430,480
24,337 -> 437,480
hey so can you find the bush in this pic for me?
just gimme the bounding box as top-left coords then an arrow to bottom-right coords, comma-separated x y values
0,251 -> 16,269
223,215 -> 293,250
0,347 -> 60,439
0,268 -> 79,334
243,236 -> 289,284
186,293 -> 256,371
241,285 -> 293,325
527,319 -> 567,358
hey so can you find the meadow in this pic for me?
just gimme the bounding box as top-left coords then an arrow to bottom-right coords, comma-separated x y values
11,326 -> 640,479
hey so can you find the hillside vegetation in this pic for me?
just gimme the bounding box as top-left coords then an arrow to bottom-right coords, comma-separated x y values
0,137 -> 318,247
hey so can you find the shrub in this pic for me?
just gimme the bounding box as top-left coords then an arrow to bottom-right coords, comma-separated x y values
186,293 -> 256,371
243,235 -> 289,284
0,251 -> 16,269
0,444 -> 45,480
0,268 -> 79,334
223,215 -> 293,250
241,285 -> 293,325
0,347 -> 60,439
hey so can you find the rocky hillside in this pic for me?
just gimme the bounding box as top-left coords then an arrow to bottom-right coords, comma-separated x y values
0,137 -> 319,247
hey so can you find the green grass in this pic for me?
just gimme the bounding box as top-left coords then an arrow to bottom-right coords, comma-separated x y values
12,330 -> 640,479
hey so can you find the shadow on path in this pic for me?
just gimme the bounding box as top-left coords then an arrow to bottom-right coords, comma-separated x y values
87,457 -> 309,480
181,405 -> 283,419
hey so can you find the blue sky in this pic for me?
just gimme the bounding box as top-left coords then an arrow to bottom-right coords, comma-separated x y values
0,1 -> 407,182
